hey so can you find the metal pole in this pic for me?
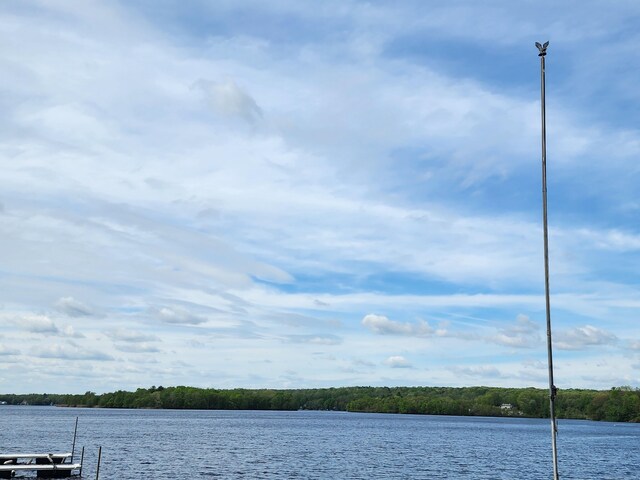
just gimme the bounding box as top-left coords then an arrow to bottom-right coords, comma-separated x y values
95,446 -> 102,480
71,416 -> 78,463
536,40 -> 559,480
80,446 -> 84,476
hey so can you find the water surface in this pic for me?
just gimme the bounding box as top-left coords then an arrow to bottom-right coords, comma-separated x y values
1,406 -> 638,479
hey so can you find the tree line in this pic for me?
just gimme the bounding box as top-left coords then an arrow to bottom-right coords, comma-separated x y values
1,385 -> 639,423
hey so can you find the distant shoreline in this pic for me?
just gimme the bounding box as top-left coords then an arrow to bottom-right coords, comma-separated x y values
2,385 -> 639,423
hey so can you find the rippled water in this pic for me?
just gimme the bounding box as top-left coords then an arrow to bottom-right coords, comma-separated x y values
1,406 -> 639,479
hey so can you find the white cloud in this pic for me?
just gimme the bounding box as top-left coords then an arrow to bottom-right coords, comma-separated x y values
152,307 -> 208,325
489,314 -> 542,349
383,355 -> 412,368
36,344 -> 114,361
114,343 -> 161,354
286,334 -> 342,345
62,325 -> 86,339
362,314 -> 433,336
448,365 -> 505,379
105,328 -> 160,343
0,344 -> 19,355
193,78 -> 263,124
55,297 -> 94,317
13,314 -> 59,334
555,325 -> 618,351
578,228 -> 640,252
352,358 -> 376,368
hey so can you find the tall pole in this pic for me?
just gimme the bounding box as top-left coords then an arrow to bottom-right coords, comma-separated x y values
536,40 -> 559,480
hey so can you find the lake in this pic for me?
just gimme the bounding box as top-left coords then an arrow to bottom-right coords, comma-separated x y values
1,406 -> 638,479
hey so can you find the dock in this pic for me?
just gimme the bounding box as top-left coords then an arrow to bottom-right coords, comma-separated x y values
0,453 -> 81,478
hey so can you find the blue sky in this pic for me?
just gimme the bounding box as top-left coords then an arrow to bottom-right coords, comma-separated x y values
1,0 -> 640,393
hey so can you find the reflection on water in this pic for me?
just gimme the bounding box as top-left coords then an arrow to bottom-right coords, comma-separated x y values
1,406 -> 638,479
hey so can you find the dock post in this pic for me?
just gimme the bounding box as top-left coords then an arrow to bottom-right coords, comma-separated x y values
71,417 -> 79,463
80,446 -> 84,476
95,446 -> 102,480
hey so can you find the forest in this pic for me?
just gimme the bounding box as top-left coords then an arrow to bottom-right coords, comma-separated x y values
2,385 -> 639,423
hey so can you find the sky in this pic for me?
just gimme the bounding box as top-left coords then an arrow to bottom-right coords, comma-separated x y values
1,0 -> 640,394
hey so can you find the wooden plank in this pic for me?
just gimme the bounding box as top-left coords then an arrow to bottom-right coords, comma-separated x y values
0,463 -> 81,471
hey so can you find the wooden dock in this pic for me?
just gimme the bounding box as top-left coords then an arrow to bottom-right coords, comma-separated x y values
0,453 -> 81,478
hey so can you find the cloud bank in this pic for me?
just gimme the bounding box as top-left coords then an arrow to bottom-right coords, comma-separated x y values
0,0 -> 639,392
